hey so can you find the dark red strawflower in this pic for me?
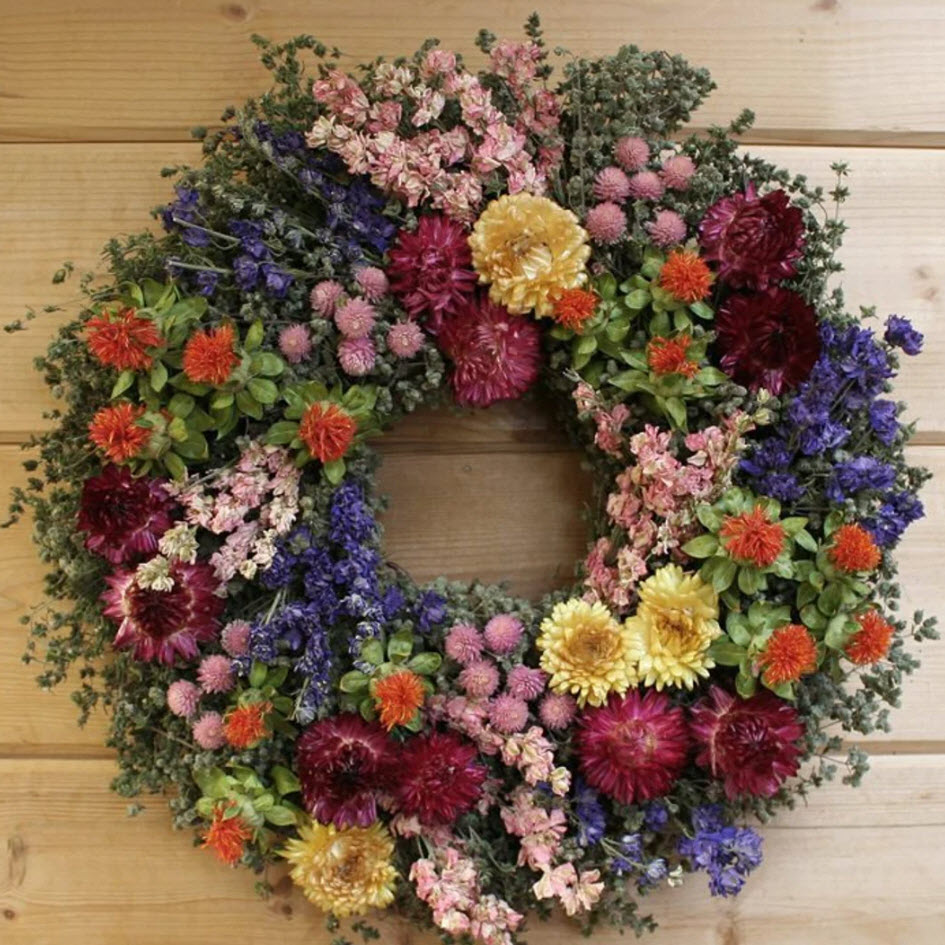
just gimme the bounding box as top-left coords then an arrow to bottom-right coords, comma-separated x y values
690,685 -> 804,798
437,295 -> 542,407
296,714 -> 395,828
576,690 -> 690,804
86,306 -> 162,371
715,287 -> 820,395
101,559 -> 223,665
699,184 -> 805,289
393,731 -> 487,826
77,465 -> 176,564
387,214 -> 478,327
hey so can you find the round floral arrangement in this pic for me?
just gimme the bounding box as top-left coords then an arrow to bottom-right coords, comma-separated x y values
9,19 -> 938,943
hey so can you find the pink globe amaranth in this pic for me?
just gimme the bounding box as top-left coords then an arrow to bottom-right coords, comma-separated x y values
338,336 -> 376,376
483,614 -> 524,654
505,665 -> 548,702
660,154 -> 697,190
192,711 -> 226,750
459,659 -> 501,699
539,692 -> 577,731
167,679 -> 201,718
101,559 -> 223,665
585,202 -> 627,245
310,279 -> 345,317
334,297 -> 377,339
278,324 -> 312,364
387,320 -> 425,358
615,135 -> 650,171
445,624 -> 485,665
220,620 -> 251,657
488,694 -> 529,734
354,265 -> 389,301
592,166 -> 631,202
197,654 -> 235,694
576,690 -> 690,804
698,183 -> 805,290
690,685 -> 804,799
646,209 -> 687,248
627,170 -> 665,201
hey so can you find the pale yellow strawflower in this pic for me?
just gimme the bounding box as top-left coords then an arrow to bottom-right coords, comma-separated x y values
468,193 -> 590,317
625,564 -> 721,690
537,599 -> 637,707
281,821 -> 397,917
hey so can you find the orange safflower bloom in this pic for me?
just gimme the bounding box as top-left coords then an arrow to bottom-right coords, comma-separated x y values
719,505 -> 785,568
86,307 -> 162,371
182,324 -> 239,385
658,249 -> 713,304
828,524 -> 881,574
846,610 -> 894,665
552,288 -> 598,332
224,700 -> 271,749
88,403 -> 150,463
202,803 -> 253,865
647,335 -> 699,378
373,671 -> 425,730
299,403 -> 357,464
759,624 -> 818,686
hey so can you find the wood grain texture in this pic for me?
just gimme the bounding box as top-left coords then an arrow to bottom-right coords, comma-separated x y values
2,1 -> 945,145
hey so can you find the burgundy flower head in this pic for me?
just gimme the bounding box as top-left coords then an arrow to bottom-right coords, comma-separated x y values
715,287 -> 820,395
394,730 -> 487,826
576,690 -> 690,805
699,184 -> 805,289
387,214 -> 478,327
78,465 -> 176,564
437,294 -> 542,407
689,685 -> 805,798
296,714 -> 394,828
101,559 -> 223,665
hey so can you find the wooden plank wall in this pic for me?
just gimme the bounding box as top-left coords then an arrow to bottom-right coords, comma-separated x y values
1,2 -> 943,943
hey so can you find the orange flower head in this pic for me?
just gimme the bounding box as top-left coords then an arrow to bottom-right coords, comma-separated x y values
202,803 -> 253,865
552,288 -> 598,332
647,335 -> 699,378
846,610 -> 894,665
760,623 -> 818,686
299,402 -> 357,464
658,249 -> 713,304
372,670 -> 426,731
88,403 -> 150,463
182,323 -> 239,385
828,524 -> 881,573
224,700 -> 271,749
86,306 -> 162,371
719,505 -> 785,568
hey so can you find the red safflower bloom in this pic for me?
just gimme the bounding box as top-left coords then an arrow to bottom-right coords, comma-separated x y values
647,335 -> 699,378
387,214 -> 478,327
759,624 -> 818,686
298,402 -> 357,463
373,671 -> 426,731
296,714 -> 394,828
846,610 -> 894,665
715,288 -> 820,395
88,403 -> 150,464
394,731 -> 487,826
224,701 -> 272,749
86,306 -> 162,371
202,804 -> 253,865
437,294 -> 542,407
182,323 -> 239,385
828,523 -> 881,573
719,505 -> 785,568
552,288 -> 598,332
699,184 -> 805,290
658,249 -> 713,303
101,559 -> 223,665
576,690 -> 690,804
690,685 -> 804,798
77,465 -> 175,564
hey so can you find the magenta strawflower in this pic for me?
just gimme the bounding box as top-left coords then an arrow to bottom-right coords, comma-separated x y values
615,135 -> 650,171
628,170 -> 664,200
335,297 -> 377,338
539,692 -> 577,731
310,279 -> 345,317
593,166 -> 631,202
576,690 -> 690,804
506,666 -> 548,702
220,620 -> 251,657
646,209 -> 687,248
437,295 -> 541,407
278,324 -> 312,364
197,654 -> 235,694
660,154 -> 696,190
192,711 -> 225,750
338,337 -> 376,376
689,685 -> 804,799
387,321 -> 425,359
483,614 -> 524,653
585,202 -> 627,244
488,695 -> 529,734
167,679 -> 201,718
445,624 -> 485,665
355,265 -> 389,300
459,659 -> 501,699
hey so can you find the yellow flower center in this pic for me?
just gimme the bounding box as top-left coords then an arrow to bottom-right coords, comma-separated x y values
651,608 -> 702,655
571,622 -> 622,665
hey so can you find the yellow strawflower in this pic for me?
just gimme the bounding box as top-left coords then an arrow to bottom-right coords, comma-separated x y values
625,564 -> 721,690
537,599 -> 637,707
468,193 -> 590,317
281,820 -> 397,917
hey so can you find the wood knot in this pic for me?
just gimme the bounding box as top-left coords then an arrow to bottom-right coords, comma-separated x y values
7,835 -> 26,887
811,0 -> 838,10
221,3 -> 248,22
2,909 -> 15,921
